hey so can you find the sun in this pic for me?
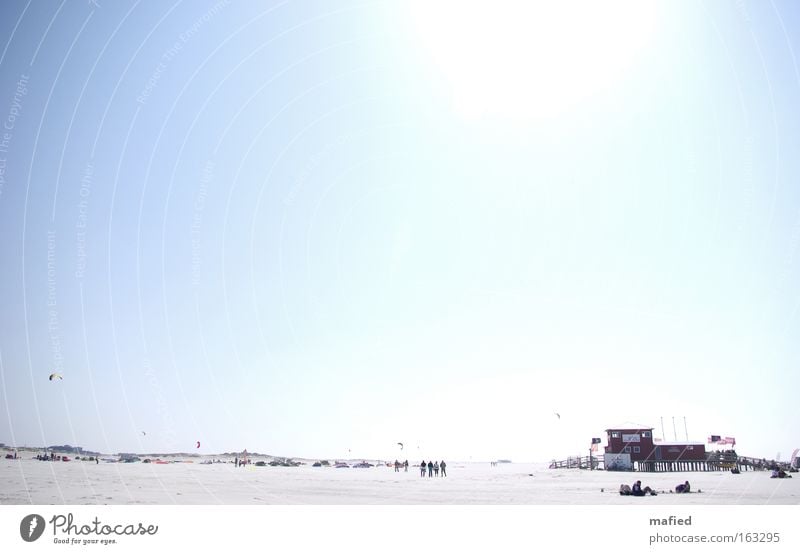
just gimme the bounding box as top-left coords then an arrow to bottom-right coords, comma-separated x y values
409,0 -> 659,119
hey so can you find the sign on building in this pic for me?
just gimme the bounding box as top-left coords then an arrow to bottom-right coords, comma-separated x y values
604,453 -> 632,471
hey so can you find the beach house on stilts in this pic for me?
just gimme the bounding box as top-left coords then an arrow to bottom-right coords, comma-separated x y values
604,424 -> 707,472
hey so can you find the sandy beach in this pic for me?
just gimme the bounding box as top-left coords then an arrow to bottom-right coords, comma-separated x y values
2,455 -> 797,505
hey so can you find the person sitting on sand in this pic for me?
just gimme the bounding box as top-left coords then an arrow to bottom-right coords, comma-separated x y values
619,484 -> 631,496
631,480 -> 657,496
676,481 -> 690,493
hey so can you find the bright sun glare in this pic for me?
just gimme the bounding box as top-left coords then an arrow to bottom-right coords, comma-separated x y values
410,0 -> 658,119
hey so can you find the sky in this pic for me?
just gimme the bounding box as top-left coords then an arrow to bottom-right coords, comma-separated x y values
0,0 -> 799,463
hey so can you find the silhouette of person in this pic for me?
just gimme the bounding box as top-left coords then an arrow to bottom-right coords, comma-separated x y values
427,460 -> 433,477
420,460 -> 426,477
440,460 -> 446,477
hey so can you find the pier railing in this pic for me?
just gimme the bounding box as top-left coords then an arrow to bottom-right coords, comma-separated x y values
548,456 -> 601,470
549,450 -> 788,473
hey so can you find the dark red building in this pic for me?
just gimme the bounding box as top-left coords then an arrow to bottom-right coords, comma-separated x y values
605,426 -> 705,462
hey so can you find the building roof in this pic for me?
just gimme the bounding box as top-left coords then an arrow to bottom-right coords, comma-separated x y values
605,422 -> 654,432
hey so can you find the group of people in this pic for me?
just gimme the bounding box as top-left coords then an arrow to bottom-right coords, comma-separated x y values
619,480 -> 692,496
420,460 -> 446,477
391,459 -> 447,476
619,480 -> 657,496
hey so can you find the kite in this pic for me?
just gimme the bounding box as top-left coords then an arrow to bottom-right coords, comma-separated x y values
397,442 -> 404,450
48,373 -> 63,381
196,441 -> 201,449
554,412 -> 561,420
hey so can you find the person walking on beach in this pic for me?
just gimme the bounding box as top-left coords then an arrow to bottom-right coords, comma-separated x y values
434,461 -> 439,476
427,460 -> 433,477
420,460 -> 426,477
394,459 -> 400,472
404,459 -> 408,472
440,460 -> 446,477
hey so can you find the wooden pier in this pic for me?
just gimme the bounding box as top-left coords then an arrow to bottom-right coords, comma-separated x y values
635,460 -> 750,472
549,455 -> 600,470
636,450 -> 758,473
550,450 -> 778,473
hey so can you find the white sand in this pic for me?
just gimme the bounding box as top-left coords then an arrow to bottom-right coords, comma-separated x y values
1,457 -> 797,504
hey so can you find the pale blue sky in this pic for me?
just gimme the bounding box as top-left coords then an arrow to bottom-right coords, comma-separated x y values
1,0 -> 799,462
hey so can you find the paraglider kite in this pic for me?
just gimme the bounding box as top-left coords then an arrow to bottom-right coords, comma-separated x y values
397,442 -> 404,450
48,373 -> 63,381
196,441 -> 201,449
